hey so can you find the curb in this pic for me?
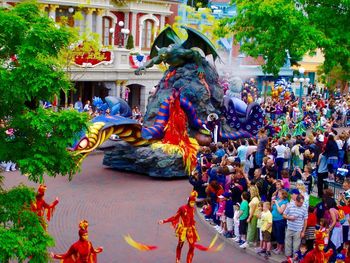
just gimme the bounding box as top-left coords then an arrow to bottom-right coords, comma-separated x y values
195,207 -> 284,263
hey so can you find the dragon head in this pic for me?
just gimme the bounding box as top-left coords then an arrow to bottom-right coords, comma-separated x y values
156,45 -> 170,60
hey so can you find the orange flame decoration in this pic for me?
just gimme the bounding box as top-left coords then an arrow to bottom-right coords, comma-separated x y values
123,234 -> 158,251
194,234 -> 224,252
151,95 -> 199,175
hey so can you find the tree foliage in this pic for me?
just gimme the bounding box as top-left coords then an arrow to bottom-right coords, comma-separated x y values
126,34 -> 135,50
223,0 -> 350,77
0,1 -> 89,182
173,6 -> 222,47
0,185 -> 54,262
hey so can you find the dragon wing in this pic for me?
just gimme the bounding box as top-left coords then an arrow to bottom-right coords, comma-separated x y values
150,27 -> 182,59
180,26 -> 220,61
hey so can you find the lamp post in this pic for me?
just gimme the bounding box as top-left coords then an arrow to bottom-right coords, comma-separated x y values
293,67 -> 310,109
109,21 -> 130,48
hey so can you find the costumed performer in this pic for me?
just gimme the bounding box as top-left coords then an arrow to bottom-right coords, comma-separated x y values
158,190 -> 200,263
300,230 -> 333,263
51,220 -> 103,262
31,184 -> 59,230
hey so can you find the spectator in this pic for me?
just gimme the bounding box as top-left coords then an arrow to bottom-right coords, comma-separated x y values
246,185 -> 260,246
74,97 -> 83,112
317,151 -> 329,198
282,194 -> 308,263
257,202 -> 273,258
238,191 -> 250,247
325,197 -> 343,262
274,139 -> 287,179
271,189 -> 288,255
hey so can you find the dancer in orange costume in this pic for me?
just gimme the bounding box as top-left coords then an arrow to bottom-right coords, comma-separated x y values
300,230 -> 333,263
31,184 -> 59,230
51,220 -> 103,262
158,191 -> 200,263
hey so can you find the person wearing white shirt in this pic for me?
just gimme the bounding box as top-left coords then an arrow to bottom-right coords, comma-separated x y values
274,139 -> 287,179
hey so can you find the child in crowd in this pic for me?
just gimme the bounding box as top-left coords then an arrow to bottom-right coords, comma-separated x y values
281,169 -> 291,190
258,202 -> 273,258
224,192 -> 234,238
237,192 -> 250,246
215,195 -> 226,234
293,243 -> 308,262
255,202 -> 264,254
233,203 -> 241,241
305,206 -> 317,251
202,202 -> 212,221
319,218 -> 329,246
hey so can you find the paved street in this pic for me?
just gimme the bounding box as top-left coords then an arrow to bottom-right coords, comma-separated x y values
3,154 -> 263,263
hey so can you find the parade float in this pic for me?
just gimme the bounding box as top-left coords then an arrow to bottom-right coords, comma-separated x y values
71,26 -> 264,177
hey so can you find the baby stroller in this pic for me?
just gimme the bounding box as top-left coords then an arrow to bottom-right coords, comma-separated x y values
335,164 -> 350,184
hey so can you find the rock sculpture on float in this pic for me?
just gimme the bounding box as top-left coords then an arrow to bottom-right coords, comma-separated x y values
72,26 -> 264,177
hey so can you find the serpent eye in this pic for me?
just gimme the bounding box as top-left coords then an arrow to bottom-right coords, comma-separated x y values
78,138 -> 89,149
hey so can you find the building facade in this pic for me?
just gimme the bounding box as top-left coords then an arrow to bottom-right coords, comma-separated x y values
4,0 -> 179,113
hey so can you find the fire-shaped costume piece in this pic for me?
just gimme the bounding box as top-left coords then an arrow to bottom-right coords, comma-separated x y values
52,220 -> 103,262
31,184 -> 59,230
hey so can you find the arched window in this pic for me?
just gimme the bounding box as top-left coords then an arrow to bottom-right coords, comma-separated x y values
141,19 -> 154,49
102,17 -> 113,46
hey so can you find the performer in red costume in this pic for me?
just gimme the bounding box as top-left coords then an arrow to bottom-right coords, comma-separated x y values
31,184 -> 59,230
51,220 -> 103,262
158,190 -> 199,263
300,230 -> 333,263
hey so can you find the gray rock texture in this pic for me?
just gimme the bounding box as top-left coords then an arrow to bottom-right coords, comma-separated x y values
103,59 -> 225,177
103,141 -> 187,177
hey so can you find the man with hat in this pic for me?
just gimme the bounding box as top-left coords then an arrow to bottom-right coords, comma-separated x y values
158,191 -> 200,263
51,220 -> 103,262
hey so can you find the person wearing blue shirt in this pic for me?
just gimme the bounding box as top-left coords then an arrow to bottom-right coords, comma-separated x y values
271,189 -> 289,255
74,97 -> 83,112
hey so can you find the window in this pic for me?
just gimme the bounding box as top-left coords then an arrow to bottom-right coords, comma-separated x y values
141,20 -> 154,49
56,8 -> 74,27
102,17 -> 112,46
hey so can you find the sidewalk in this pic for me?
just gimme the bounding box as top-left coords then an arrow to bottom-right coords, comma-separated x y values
196,207 -> 285,263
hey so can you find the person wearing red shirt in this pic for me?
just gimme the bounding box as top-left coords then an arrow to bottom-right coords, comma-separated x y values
51,220 -> 103,262
158,191 -> 200,263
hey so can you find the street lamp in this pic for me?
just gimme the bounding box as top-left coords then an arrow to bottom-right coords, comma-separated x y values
109,21 -> 130,48
293,67 -> 310,109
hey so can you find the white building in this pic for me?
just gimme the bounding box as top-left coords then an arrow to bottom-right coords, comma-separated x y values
4,0 -> 180,112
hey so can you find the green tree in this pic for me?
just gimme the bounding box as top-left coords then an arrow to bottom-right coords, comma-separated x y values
0,1 -> 89,182
0,185 -> 55,262
126,34 -> 135,50
173,6 -> 223,47
222,0 -> 349,78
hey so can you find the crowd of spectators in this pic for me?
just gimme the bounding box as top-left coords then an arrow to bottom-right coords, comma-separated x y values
190,93 -> 350,263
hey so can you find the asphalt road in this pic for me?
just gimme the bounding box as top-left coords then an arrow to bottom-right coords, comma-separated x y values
3,154 -> 263,263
